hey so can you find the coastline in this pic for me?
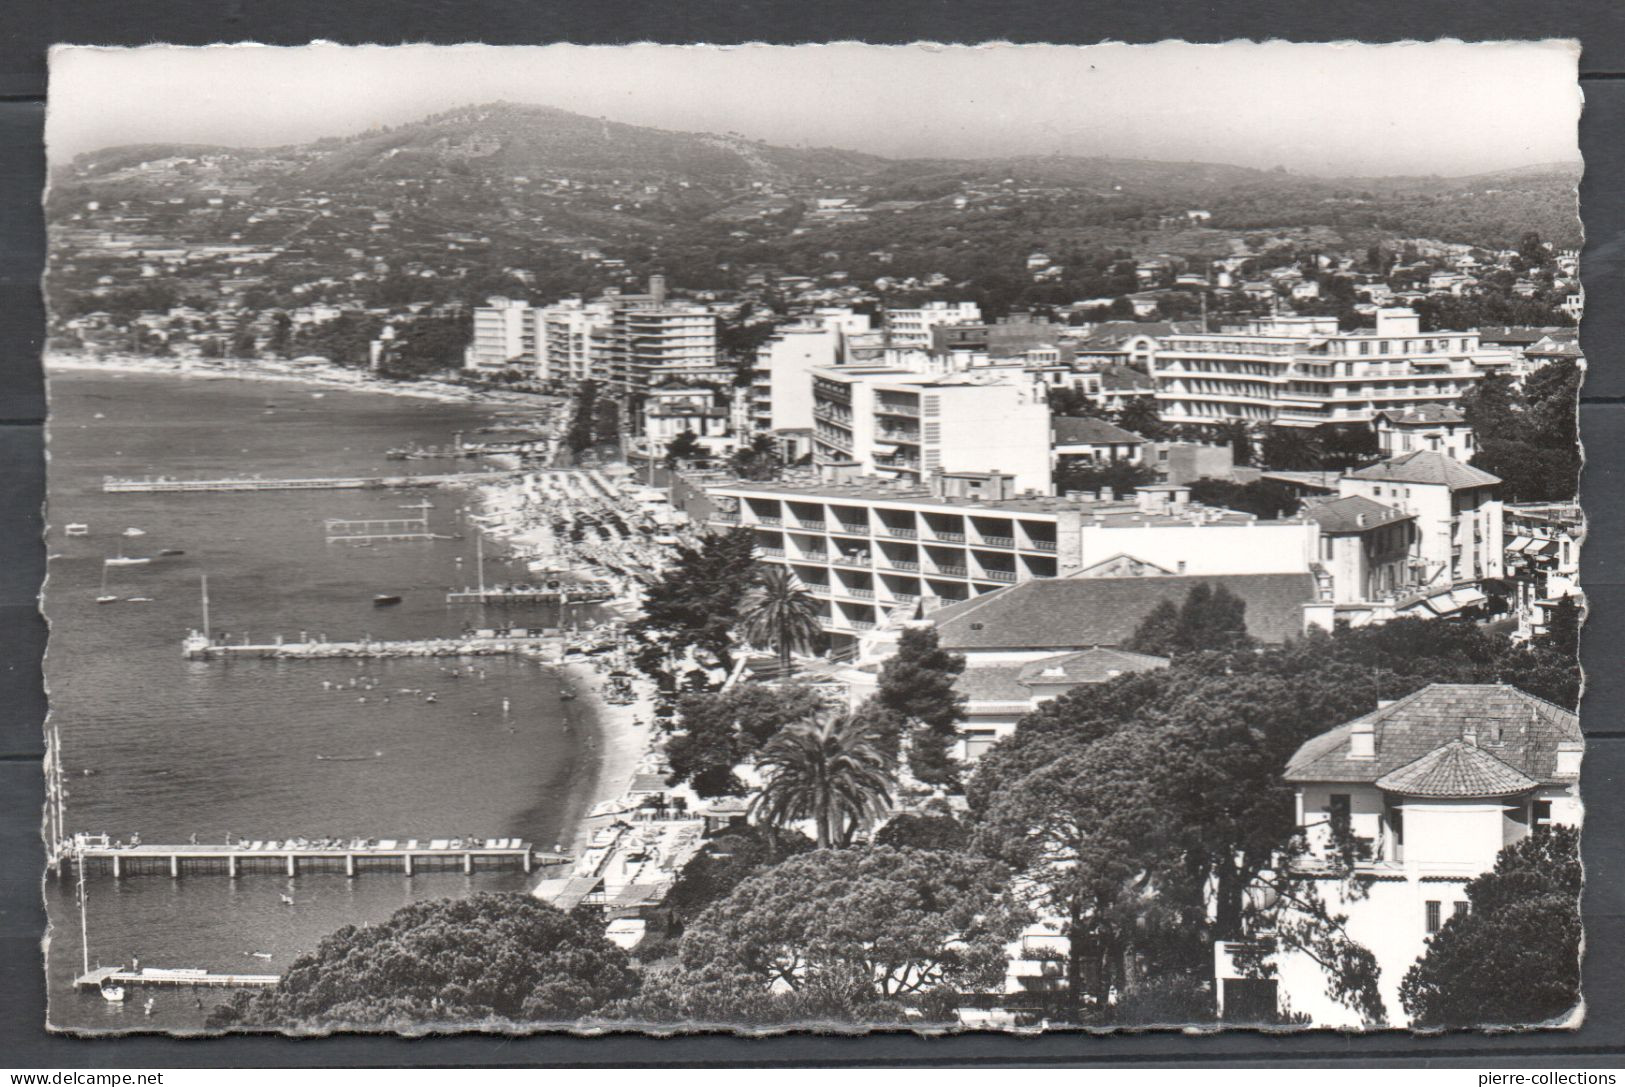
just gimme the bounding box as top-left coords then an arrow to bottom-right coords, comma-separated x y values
43,351 -> 557,409
552,658 -> 660,860
52,352 -> 659,888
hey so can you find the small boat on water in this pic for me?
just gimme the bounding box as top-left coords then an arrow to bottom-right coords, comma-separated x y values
373,594 -> 403,607
122,528 -> 146,538
99,984 -> 125,1003
65,523 -> 89,537
127,596 -> 154,604
158,548 -> 185,557
96,564 -> 118,605
105,552 -> 150,567
315,750 -> 383,762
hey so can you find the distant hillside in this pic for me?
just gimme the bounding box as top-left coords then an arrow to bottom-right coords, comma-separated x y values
283,102 -> 892,190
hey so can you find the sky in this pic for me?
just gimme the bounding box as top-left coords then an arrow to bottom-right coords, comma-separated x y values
46,41 -> 1582,177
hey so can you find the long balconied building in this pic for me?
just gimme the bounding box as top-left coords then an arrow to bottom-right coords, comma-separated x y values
1151,308 -> 1517,427
705,477 -> 1318,647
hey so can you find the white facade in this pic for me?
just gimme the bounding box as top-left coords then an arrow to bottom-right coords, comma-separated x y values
539,300 -> 612,383
1337,454 -> 1504,588
705,480 -> 1316,644
751,325 -> 842,433
885,300 -> 983,349
810,367 -> 1053,495
1236,685 -> 1585,1029
1151,309 -> 1516,427
465,297 -> 534,372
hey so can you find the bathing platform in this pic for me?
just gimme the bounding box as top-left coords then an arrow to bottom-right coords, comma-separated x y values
63,838 -> 570,879
104,472 -> 514,494
74,966 -> 280,991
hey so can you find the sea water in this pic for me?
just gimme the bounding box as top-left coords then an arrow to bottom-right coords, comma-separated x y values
42,369 -> 606,1031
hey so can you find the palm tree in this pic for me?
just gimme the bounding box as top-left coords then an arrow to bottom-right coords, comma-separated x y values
737,565 -> 822,675
750,707 -> 894,849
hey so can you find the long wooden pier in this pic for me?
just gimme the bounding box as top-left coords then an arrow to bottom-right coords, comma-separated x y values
104,472 -> 513,494
65,838 -> 570,879
446,583 -> 616,605
75,966 -> 280,992
182,629 -> 562,660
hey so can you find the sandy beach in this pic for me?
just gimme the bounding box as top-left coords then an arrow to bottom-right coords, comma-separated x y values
554,658 -> 661,858
44,352 -> 557,409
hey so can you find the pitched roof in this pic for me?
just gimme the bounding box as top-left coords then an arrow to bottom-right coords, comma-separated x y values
955,665 -> 1033,704
1374,740 -> 1539,798
931,573 -> 1318,650
1099,364 -> 1156,392
1375,405 -> 1467,425
1345,450 -> 1500,490
1052,416 -> 1146,446
957,648 -> 1170,706
1284,683 -> 1581,789
1016,647 -> 1170,686
1302,495 -> 1415,534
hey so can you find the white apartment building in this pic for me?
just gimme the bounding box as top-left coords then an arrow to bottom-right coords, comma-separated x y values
884,300 -> 982,349
704,477 -> 1318,649
810,367 -> 1053,495
1373,406 -> 1475,461
1218,684 -> 1583,1028
1338,451 -> 1503,591
464,297 -> 534,372
750,324 -> 844,433
539,300 -> 613,383
607,305 -> 719,393
1151,308 -> 1516,427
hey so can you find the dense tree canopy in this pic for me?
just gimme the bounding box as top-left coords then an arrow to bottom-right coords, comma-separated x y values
1461,361 -> 1581,503
664,682 -> 828,797
1400,826 -> 1583,1028
651,846 -> 1021,1024
964,617 -> 1579,1019
206,894 -> 636,1031
1126,583 -> 1253,657
875,626 -> 967,787
627,529 -> 759,688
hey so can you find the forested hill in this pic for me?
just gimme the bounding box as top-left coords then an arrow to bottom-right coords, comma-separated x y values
48,101 -> 1581,311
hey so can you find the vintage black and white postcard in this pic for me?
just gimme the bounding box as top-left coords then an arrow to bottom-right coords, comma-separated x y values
41,41 -> 1584,1034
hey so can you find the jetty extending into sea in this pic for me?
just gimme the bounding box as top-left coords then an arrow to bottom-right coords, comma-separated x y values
182,629 -> 565,661
103,471 -> 515,494
60,837 -> 569,879
74,966 -> 280,992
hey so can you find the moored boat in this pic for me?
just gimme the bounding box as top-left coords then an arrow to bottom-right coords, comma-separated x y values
373,594 -> 403,607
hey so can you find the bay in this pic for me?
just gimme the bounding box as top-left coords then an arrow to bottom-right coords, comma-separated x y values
42,368 -> 602,1032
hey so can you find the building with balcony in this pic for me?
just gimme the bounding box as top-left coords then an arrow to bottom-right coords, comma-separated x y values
1150,308 -> 1517,427
1373,404 -> 1475,461
704,475 -> 1320,651
539,299 -> 613,383
1504,501 -> 1583,641
1301,495 -> 1419,615
810,367 -> 1053,494
750,323 -> 845,433
607,304 -> 720,393
642,386 -> 734,459
884,300 -> 982,349
1221,684 -> 1583,1028
1338,451 -> 1503,592
464,297 -> 535,372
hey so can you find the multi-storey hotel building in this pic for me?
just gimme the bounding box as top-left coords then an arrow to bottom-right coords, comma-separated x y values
1151,308 -> 1515,427
810,368 -> 1053,495
705,478 -> 1317,646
